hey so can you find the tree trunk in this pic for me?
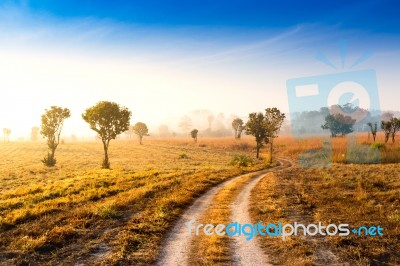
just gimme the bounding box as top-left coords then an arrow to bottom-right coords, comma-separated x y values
392,133 -> 396,143
269,141 -> 273,164
102,140 -> 110,168
139,136 -> 143,145
256,144 -> 260,159
51,147 -> 56,161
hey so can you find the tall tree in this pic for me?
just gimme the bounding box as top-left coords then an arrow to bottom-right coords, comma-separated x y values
381,120 -> 392,143
31,126 -> 40,141
125,125 -> 134,139
264,108 -> 286,163
207,115 -> 215,129
82,101 -> 131,169
191,129 -> 199,142
322,114 -> 355,137
179,116 -> 192,135
133,122 -> 149,145
245,112 -> 267,159
367,122 -> 378,142
158,124 -> 170,137
232,118 -> 244,139
2,128 -> 11,142
390,117 -> 400,143
40,106 -> 71,166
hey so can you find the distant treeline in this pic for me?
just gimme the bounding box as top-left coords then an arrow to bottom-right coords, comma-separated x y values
290,104 -> 398,135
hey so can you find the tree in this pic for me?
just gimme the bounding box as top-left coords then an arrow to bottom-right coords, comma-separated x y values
40,106 -> 71,166
382,112 -> 394,122
3,128 -> 11,142
31,127 -> 40,141
381,120 -> 391,143
264,108 -> 286,163
82,101 -> 131,168
179,116 -> 192,135
133,122 -> 149,145
390,117 -> 400,143
158,124 -> 170,137
245,112 -> 267,159
321,114 -> 355,137
207,115 -> 215,129
191,129 -> 199,142
367,122 -> 378,142
232,118 -> 244,139
125,125 -> 134,139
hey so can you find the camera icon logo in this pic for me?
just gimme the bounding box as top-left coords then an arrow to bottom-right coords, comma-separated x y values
287,62 -> 381,167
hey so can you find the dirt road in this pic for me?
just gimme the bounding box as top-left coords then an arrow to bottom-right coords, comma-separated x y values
157,158 -> 292,265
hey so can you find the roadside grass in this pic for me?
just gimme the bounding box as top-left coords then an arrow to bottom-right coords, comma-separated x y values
250,164 -> 400,265
0,138 -> 265,265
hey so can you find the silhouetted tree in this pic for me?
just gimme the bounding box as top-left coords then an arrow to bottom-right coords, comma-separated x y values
232,118 -> 244,139
40,106 -> 71,166
191,129 -> 198,142
322,114 -> 355,137
367,122 -> 378,142
179,116 -> 192,135
133,122 -> 149,145
158,124 -> 170,137
390,117 -> 400,143
382,112 -> 394,122
245,112 -> 267,159
3,128 -> 11,142
207,115 -> 215,129
125,125 -> 134,139
264,108 -> 285,163
31,127 -> 40,141
82,101 -> 131,169
381,120 -> 392,143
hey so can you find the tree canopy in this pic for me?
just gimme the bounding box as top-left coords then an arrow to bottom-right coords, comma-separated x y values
40,106 -> 71,166
133,122 -> 149,144
321,113 -> 355,137
82,101 -> 131,168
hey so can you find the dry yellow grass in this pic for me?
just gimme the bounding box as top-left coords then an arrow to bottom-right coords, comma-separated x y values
251,134 -> 400,265
275,132 -> 400,164
0,138 -> 265,265
1,133 -> 399,265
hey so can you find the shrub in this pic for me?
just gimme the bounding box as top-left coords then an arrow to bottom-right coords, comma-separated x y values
370,142 -> 385,151
96,203 -> 119,219
347,145 -> 380,164
41,154 -> 56,167
179,153 -> 189,159
230,154 -> 253,167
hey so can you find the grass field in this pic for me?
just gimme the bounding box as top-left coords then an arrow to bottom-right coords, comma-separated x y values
0,133 -> 399,265
250,133 -> 400,265
0,138 -> 265,265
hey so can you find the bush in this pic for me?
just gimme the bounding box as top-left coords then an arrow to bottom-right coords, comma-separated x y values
96,203 -> 119,219
230,154 -> 253,167
102,159 -> 110,169
347,145 -> 380,164
41,154 -> 56,167
370,142 -> 385,151
179,153 -> 188,159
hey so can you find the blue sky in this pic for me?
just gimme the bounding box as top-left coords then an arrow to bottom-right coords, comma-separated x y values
21,0 -> 400,32
0,1 -> 399,138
